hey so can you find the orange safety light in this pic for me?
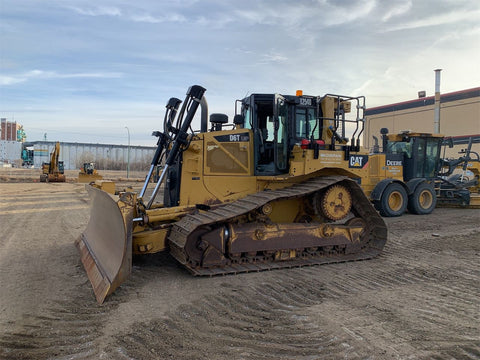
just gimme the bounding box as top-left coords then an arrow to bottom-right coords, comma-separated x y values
296,90 -> 303,96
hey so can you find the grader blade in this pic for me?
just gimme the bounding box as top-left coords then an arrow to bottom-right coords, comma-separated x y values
75,185 -> 134,304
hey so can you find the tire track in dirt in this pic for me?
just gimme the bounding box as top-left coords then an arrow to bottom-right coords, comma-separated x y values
109,221 -> 480,360
0,294 -> 117,360
0,184 -> 179,360
1,184 -> 479,360
0,184 -> 118,360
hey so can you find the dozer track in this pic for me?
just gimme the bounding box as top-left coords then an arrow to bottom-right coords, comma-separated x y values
168,176 -> 387,275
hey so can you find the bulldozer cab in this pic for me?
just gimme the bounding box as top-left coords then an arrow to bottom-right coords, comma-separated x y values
240,93 -> 289,175
242,93 -> 321,175
239,92 -> 361,176
83,162 -> 95,175
385,132 -> 443,181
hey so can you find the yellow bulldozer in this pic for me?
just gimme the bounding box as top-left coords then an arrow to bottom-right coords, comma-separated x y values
40,141 -> 65,182
78,162 -> 103,183
77,85 -> 393,303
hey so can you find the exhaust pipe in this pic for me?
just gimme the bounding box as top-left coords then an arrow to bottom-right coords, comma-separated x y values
380,128 -> 389,153
372,135 -> 379,153
200,96 -> 209,133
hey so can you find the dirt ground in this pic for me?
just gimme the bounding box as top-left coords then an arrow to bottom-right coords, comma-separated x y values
0,169 -> 479,360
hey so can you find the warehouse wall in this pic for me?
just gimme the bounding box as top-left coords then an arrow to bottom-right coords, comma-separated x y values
364,87 -> 480,158
0,141 -> 22,164
29,141 -> 156,170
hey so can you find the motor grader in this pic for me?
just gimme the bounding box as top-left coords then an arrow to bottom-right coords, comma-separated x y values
77,85 -> 388,303
366,130 -> 480,215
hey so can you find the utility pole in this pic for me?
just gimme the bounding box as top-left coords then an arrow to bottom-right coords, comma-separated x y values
434,69 -> 442,134
125,126 -> 130,178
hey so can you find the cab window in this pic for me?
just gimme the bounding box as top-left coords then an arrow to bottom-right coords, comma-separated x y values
387,140 -> 412,158
295,107 -> 318,139
243,103 -> 252,129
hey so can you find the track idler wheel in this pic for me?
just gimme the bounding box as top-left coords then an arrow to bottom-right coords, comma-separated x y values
316,184 -> 352,221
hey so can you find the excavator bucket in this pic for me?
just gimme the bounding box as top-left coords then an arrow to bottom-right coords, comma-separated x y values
75,185 -> 134,304
47,173 -> 66,182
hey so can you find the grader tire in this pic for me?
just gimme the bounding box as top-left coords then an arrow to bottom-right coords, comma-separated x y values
408,182 -> 436,215
377,183 -> 407,217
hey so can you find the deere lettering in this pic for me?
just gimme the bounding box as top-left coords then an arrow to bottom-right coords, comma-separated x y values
386,159 -> 402,166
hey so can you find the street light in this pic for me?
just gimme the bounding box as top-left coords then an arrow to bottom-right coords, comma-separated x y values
125,126 -> 130,179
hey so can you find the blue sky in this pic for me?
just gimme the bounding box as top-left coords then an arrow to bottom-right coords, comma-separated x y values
1,0 -> 479,145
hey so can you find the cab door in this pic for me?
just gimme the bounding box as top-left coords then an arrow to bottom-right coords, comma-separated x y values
274,94 -> 289,173
405,136 -> 442,180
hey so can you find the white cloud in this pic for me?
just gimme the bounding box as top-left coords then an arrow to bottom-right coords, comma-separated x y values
382,0 -> 412,22
195,15 -> 234,28
68,5 -> 191,24
260,53 -> 288,64
234,0 -> 376,28
0,76 -> 26,86
70,6 -> 122,17
0,70 -> 123,86
321,0 -> 377,27
59,72 -> 123,79
130,13 -> 187,23
385,8 -> 479,32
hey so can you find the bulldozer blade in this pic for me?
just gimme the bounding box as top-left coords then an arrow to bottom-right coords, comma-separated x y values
78,173 -> 103,183
75,185 -> 134,304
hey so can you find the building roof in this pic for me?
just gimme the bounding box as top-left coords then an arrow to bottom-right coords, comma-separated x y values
365,87 -> 480,116
23,140 -> 155,150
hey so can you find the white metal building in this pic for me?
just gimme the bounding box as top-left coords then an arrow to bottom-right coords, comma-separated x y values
24,141 -> 156,170
0,140 -> 22,165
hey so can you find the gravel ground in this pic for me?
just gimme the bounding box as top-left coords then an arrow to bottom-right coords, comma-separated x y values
0,170 -> 479,359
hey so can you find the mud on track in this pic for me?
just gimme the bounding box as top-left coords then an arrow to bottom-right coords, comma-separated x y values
0,182 -> 479,359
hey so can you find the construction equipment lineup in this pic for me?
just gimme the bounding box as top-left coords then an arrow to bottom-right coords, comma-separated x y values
71,85 -> 479,303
